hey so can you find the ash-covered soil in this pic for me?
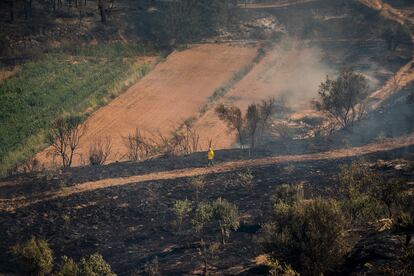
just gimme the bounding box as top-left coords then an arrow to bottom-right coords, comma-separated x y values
0,144 -> 413,274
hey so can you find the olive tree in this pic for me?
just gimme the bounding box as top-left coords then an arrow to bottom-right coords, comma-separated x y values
191,198 -> 239,275
211,197 -> 240,244
56,256 -> 78,276
315,69 -> 369,129
12,237 -> 54,275
78,253 -> 116,276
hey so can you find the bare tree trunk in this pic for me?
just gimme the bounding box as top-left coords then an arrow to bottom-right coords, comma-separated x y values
24,0 -> 28,20
9,0 -> 14,22
29,0 -> 33,16
98,0 -> 107,23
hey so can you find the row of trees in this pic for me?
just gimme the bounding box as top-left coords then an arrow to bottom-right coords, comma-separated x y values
5,0 -> 237,36
5,0 -> 114,23
43,114 -> 203,169
122,120 -> 200,162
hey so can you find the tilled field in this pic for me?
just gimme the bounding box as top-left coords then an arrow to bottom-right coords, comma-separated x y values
37,43 -> 259,167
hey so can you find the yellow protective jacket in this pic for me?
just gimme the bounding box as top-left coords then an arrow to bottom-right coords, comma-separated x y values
208,149 -> 215,160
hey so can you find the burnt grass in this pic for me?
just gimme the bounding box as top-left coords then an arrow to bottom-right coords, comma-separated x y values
0,144 -> 413,275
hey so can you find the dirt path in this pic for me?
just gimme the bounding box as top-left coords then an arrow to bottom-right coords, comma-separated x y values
358,0 -> 414,108
2,134 -> 413,211
37,44 -> 258,166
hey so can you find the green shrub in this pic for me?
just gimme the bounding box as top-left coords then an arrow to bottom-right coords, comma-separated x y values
173,199 -> 193,232
373,179 -> 404,218
189,176 -> 205,202
56,256 -> 78,276
338,161 -> 399,221
11,236 -> 54,275
342,195 -> 387,223
263,199 -> 345,275
192,202 -> 214,235
211,198 -> 240,244
339,162 -> 381,220
192,198 -> 240,244
78,253 -> 115,276
268,258 -> 299,276
271,183 -> 304,206
315,69 -> 369,129
236,168 -> 254,188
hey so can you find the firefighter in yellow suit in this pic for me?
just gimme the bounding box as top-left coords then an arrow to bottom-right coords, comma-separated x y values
207,147 -> 215,167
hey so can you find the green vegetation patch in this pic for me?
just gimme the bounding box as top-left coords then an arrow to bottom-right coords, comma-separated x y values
0,44 -> 156,174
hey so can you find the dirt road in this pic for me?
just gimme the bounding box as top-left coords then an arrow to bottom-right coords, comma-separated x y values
2,134 -> 413,211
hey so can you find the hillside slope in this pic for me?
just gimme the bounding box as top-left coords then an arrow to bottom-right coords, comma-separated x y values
38,44 -> 258,166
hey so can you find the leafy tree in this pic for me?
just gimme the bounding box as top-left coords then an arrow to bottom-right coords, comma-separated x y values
315,69 -> 369,129
47,115 -> 87,168
191,202 -> 216,275
78,253 -> 116,276
188,198 -> 239,273
12,236 -> 54,276
192,198 -> 240,244
211,197 -> 240,244
192,202 -> 214,235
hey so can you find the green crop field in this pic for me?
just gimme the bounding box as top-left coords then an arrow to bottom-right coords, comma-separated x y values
0,44 -> 157,174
